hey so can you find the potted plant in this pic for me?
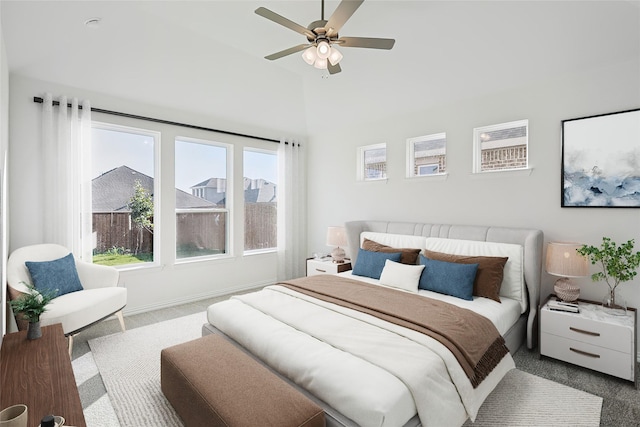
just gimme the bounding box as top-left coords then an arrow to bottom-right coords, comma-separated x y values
9,282 -> 57,339
577,237 -> 640,312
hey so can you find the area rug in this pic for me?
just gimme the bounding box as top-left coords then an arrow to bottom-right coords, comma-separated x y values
85,312 -> 602,427
88,312 -> 206,427
462,368 -> 602,426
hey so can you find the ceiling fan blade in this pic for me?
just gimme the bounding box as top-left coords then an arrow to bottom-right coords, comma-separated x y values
327,62 -> 342,75
265,44 -> 310,61
325,0 -> 364,38
338,37 -> 396,50
255,7 -> 315,39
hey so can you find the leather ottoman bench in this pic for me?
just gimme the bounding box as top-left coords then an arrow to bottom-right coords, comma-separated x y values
161,334 -> 326,427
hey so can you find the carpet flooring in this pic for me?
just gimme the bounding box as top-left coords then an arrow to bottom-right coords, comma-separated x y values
69,293 -> 639,427
86,311 -> 601,427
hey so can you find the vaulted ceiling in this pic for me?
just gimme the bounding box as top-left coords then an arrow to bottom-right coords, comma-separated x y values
2,1 -> 639,136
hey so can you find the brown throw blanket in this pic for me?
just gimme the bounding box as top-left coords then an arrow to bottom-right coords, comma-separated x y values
279,275 -> 509,388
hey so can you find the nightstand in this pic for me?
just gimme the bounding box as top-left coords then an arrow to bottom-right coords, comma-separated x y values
306,258 -> 352,276
540,295 -> 637,386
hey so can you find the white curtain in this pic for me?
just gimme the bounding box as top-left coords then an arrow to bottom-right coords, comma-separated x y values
277,139 -> 306,280
42,93 -> 93,260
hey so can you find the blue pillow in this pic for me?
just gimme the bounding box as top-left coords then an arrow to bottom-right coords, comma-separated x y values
352,249 -> 402,280
26,252 -> 84,297
418,255 -> 478,301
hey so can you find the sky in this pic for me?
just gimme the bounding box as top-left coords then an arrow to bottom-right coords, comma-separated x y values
92,127 -> 278,194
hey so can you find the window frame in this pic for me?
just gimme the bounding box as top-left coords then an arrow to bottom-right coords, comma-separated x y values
243,147 -> 278,255
357,143 -> 387,181
90,121 -> 161,270
472,119 -> 529,174
406,132 -> 447,178
174,135 -> 233,263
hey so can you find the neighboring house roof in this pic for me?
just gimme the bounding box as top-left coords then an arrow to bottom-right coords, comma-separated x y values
191,177 -> 277,203
92,165 -> 216,212
245,178 -> 276,203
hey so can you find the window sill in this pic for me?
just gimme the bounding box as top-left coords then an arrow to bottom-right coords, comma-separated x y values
357,178 -> 388,184
470,168 -> 533,179
174,254 -> 235,267
405,173 -> 448,182
244,248 -> 277,257
116,262 -> 163,274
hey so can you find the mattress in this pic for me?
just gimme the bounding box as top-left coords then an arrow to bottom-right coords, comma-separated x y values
206,276 -> 518,427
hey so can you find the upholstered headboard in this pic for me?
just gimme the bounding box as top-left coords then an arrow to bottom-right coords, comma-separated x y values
344,220 -> 544,349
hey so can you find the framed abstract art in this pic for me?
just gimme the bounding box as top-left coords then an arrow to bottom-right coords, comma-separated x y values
561,108 -> 640,208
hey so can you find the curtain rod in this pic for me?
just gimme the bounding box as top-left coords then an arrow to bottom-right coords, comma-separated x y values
33,96 -> 285,144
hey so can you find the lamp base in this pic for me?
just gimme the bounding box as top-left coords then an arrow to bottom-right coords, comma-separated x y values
554,277 -> 580,302
331,247 -> 346,264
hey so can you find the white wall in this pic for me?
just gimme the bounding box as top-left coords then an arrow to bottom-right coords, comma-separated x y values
8,74 -> 306,315
0,4 -> 8,336
307,59 -> 640,342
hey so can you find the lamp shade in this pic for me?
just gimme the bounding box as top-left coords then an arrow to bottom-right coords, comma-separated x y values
326,226 -> 347,247
545,242 -> 588,278
313,57 -> 328,69
328,47 -> 343,66
316,40 -> 331,59
302,46 -> 317,65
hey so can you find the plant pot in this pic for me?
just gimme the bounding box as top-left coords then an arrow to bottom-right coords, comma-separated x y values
0,404 -> 28,427
602,289 -> 627,315
27,321 -> 42,340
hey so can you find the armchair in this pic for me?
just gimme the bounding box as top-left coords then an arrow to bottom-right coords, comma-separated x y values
7,244 -> 127,353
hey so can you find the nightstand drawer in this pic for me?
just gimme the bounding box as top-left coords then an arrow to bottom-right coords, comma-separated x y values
541,332 -> 634,381
541,308 -> 633,354
306,259 -> 351,276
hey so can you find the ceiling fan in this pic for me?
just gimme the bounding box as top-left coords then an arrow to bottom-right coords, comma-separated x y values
255,0 -> 395,75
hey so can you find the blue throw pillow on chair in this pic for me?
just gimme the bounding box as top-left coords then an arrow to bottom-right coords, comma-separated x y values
26,252 -> 84,297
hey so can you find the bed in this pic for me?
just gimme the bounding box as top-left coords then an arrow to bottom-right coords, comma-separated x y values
203,220 -> 543,427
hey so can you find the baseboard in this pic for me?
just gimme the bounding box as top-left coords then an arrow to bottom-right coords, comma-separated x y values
120,280 -> 273,317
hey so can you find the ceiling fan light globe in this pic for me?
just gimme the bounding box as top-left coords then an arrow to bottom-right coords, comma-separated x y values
316,40 -> 331,59
328,47 -> 343,66
302,46 -> 317,65
313,57 -> 328,69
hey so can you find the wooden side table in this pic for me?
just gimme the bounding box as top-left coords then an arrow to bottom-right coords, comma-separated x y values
1,323 -> 87,427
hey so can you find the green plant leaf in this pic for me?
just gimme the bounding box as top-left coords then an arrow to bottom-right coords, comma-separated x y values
577,237 -> 640,293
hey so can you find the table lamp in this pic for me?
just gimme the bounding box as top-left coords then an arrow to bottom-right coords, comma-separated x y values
326,226 -> 347,263
545,242 -> 589,302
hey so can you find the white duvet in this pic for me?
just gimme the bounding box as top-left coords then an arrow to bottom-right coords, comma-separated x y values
206,284 -> 516,427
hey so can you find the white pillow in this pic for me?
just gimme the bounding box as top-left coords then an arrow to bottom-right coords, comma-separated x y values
424,237 -> 526,312
379,259 -> 425,293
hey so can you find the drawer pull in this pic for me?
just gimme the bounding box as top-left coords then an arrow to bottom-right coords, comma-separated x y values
315,268 -> 327,273
570,347 -> 601,359
569,327 -> 600,337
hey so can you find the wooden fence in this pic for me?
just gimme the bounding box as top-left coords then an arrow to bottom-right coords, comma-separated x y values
245,203 -> 277,251
93,212 -> 153,254
92,202 -> 276,255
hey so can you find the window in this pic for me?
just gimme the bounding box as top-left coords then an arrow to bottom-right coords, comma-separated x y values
91,123 -> 159,267
473,120 -> 528,173
406,133 -> 446,177
358,143 -> 387,181
243,149 -> 277,252
175,137 -> 231,260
